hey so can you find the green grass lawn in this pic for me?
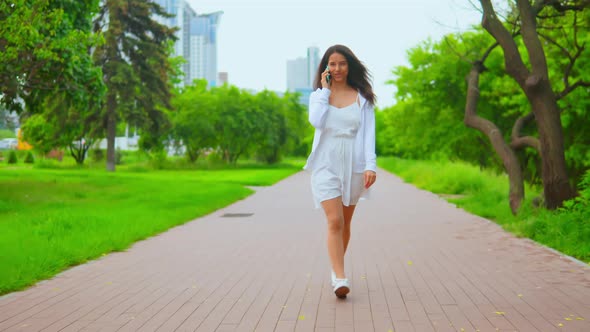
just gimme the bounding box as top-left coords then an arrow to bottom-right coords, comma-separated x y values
0,161 -> 303,295
379,157 -> 589,265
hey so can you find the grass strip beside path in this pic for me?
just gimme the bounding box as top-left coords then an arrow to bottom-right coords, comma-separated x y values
0,166 -> 300,295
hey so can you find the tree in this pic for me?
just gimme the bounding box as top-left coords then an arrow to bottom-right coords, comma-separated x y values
21,94 -> 102,164
171,80 -> 217,162
212,85 -> 262,164
3,0 -> 105,163
541,7 -> 590,183
383,34 -> 500,165
93,0 -> 177,171
254,90 -> 287,164
170,81 -> 310,165
20,114 -> 56,156
465,0 -> 589,212
0,0 -> 104,115
280,91 -> 309,158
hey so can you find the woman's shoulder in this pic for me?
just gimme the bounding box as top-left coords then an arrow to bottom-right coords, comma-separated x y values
310,88 -> 331,98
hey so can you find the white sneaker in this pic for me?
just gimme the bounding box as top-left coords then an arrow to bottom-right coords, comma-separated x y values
333,278 -> 350,298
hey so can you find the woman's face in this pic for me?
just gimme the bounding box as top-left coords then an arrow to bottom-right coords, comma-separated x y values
327,52 -> 348,83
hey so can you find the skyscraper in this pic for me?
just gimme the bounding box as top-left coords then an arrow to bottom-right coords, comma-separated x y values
190,11 -> 223,87
287,46 -> 321,105
152,0 -> 193,85
307,46 -> 320,87
152,0 -> 222,87
287,57 -> 308,91
287,46 -> 321,91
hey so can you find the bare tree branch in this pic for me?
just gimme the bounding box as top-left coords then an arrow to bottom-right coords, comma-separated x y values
573,11 -> 582,49
558,80 -> 590,99
548,0 -> 590,12
464,62 -> 524,214
517,0 -> 549,79
560,47 -> 585,99
443,37 -> 471,63
480,0 -> 530,84
537,13 -> 589,100
466,0 -> 483,13
538,31 -> 572,58
532,0 -> 547,12
510,112 -> 541,151
481,41 -> 500,62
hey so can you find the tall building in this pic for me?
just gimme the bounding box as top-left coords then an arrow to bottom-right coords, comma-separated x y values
287,57 -> 308,91
190,11 -> 223,87
152,0 -> 193,85
153,0 -> 222,87
307,46 -> 320,87
287,46 -> 321,105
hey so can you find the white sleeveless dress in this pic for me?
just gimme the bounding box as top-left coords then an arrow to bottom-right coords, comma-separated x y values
311,96 -> 365,208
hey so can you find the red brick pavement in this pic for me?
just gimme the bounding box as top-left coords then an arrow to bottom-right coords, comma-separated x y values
0,169 -> 588,332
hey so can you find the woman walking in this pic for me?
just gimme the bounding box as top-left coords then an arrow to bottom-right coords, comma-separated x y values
304,44 -> 377,299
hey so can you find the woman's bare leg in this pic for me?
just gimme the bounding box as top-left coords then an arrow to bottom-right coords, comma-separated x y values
321,197 -> 346,279
342,204 -> 356,255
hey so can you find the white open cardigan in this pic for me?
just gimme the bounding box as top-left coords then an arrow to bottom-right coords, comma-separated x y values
303,88 -> 377,173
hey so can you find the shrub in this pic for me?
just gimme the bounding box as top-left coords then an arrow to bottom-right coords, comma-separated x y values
7,150 -> 17,164
523,170 -> 590,262
115,149 -> 123,165
148,150 -> 167,169
46,149 -> 64,161
24,151 -> 34,164
91,149 -> 105,162
206,150 -> 224,165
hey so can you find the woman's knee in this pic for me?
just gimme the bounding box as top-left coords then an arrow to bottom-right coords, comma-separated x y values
326,214 -> 344,233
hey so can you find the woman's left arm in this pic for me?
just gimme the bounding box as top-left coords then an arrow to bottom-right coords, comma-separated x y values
363,104 -> 377,188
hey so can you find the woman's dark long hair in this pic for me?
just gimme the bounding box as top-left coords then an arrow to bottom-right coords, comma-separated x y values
313,44 -> 376,106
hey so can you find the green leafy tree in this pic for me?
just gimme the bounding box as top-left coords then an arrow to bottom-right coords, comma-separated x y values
385,4 -> 589,214
93,0 -> 177,171
542,8 -> 590,184
465,0 -> 589,212
171,80 -> 217,162
384,34 -> 498,164
6,0 -> 106,164
212,85 -> 261,164
0,0 -> 104,114
20,114 -> 56,156
280,91 -> 310,158
171,82 -> 310,165
254,90 -> 287,164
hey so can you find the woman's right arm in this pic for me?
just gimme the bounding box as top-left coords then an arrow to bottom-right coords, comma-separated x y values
308,88 -> 331,129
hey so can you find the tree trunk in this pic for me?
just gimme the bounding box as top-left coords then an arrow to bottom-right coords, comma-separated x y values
516,0 -> 576,207
69,141 -> 84,165
465,63 -> 524,214
106,92 -> 116,172
526,80 -> 576,208
478,0 -> 576,209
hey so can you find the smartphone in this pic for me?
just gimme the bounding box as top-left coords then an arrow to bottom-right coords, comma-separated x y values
325,65 -> 331,84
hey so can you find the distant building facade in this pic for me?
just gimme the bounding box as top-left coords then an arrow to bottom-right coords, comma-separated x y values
286,57 -> 308,91
190,12 -> 223,87
218,72 -> 228,85
153,0 -> 222,87
287,46 -> 321,105
307,46 -> 320,87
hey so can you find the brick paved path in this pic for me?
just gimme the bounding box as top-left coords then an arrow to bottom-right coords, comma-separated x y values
1,169 -> 589,332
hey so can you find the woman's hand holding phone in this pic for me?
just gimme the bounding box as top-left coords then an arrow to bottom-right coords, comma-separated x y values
321,65 -> 331,89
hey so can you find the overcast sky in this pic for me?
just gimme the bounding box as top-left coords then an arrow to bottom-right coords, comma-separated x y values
186,0 -> 483,107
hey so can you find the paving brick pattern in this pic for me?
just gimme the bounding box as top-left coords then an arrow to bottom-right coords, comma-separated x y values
1,169 -> 589,332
